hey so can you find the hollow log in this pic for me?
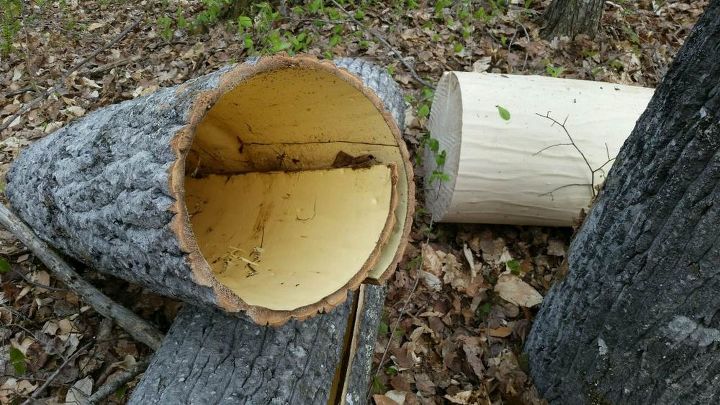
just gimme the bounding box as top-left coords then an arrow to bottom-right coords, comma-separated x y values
129,284 -> 386,404
6,56 -> 413,325
424,72 -> 654,226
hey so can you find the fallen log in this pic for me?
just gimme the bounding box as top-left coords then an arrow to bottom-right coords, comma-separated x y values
129,283 -> 386,404
0,203 -> 164,350
424,72 -> 654,226
6,56 -> 413,324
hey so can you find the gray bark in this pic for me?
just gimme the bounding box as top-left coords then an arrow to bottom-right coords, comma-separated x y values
5,57 -> 404,319
526,3 -> 720,404
6,66 -> 228,307
541,0 -> 604,39
342,285 -> 386,405
130,284 -> 386,404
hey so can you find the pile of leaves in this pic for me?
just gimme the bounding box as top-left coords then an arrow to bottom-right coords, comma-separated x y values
0,0 -> 707,403
372,223 -> 569,404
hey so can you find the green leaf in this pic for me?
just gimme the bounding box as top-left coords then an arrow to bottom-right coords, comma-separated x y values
506,259 -> 521,274
427,137 -> 439,153
385,365 -> 398,376
371,375 -> 386,394
496,105 -> 511,121
329,34 -> 341,47
417,103 -> 430,118
9,347 -> 26,375
435,149 -> 446,167
429,170 -> 450,184
0,257 -> 10,273
378,321 -> 389,336
237,15 -> 252,28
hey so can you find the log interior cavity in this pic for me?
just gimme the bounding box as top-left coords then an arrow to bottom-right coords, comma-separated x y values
184,66 -> 403,310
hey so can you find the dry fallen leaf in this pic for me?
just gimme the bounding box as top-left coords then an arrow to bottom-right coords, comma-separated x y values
494,273 -> 543,307
445,390 -> 473,404
65,376 -> 93,403
488,326 -> 513,338
373,394 -> 401,405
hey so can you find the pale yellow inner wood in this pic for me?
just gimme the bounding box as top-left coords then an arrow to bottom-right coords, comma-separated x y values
185,166 -> 394,310
184,66 -> 410,309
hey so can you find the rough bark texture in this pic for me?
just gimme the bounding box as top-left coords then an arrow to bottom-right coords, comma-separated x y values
526,3 -> 720,404
131,285 -> 387,404
342,285 -> 386,405
5,66 -> 227,306
130,297 -> 351,404
5,56 -> 405,323
333,57 -> 405,131
541,0 -> 604,39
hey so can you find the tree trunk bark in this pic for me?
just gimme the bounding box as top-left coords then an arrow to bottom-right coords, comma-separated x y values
129,284 -> 386,404
541,0 -> 604,39
5,56 -> 412,325
526,3 -> 720,404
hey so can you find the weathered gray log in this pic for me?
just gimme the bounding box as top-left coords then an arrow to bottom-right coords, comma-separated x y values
341,284 -> 386,405
541,0 -> 604,39
129,284 -> 386,404
6,55 -> 411,325
0,203 -> 164,350
526,3 -> 720,404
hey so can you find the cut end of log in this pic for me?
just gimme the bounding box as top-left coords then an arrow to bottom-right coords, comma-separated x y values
424,72 -> 463,223
172,56 -> 413,324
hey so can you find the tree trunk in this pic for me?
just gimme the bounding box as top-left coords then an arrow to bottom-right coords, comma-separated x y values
526,3 -> 720,404
129,284 -> 386,404
6,56 -> 413,325
541,0 -> 604,39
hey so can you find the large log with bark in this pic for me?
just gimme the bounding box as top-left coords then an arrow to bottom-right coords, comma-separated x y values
424,72 -> 654,226
526,2 -> 720,404
129,284 -> 386,404
6,56 -> 413,325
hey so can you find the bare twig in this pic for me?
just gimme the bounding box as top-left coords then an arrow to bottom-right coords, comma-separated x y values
83,56 -> 140,77
86,359 -> 150,404
0,203 -> 164,350
539,183 -> 593,200
330,0 -> 435,90
21,342 -> 93,405
532,142 -> 574,156
11,267 -> 67,292
535,112 -> 604,198
0,18 -> 141,133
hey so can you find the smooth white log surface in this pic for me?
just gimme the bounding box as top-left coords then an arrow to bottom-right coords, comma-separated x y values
424,72 -> 655,226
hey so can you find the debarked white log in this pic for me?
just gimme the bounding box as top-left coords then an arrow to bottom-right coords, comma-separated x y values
424,72 -> 655,226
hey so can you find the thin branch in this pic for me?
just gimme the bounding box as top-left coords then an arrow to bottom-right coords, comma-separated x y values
0,18 -> 141,133
86,359 -> 150,404
593,157 -> 616,174
21,342 -> 93,405
330,0 -> 435,90
0,203 -> 164,350
538,183 -> 593,200
532,142 -> 574,156
11,267 -> 68,292
536,112 -> 599,197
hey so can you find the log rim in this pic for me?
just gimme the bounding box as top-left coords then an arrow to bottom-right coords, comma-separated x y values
425,71 -> 463,223
168,55 -> 414,325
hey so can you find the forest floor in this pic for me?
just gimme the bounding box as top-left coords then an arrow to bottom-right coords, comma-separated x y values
0,0 -> 707,403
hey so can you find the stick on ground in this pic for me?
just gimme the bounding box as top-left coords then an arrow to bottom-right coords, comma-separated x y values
0,203 -> 164,350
